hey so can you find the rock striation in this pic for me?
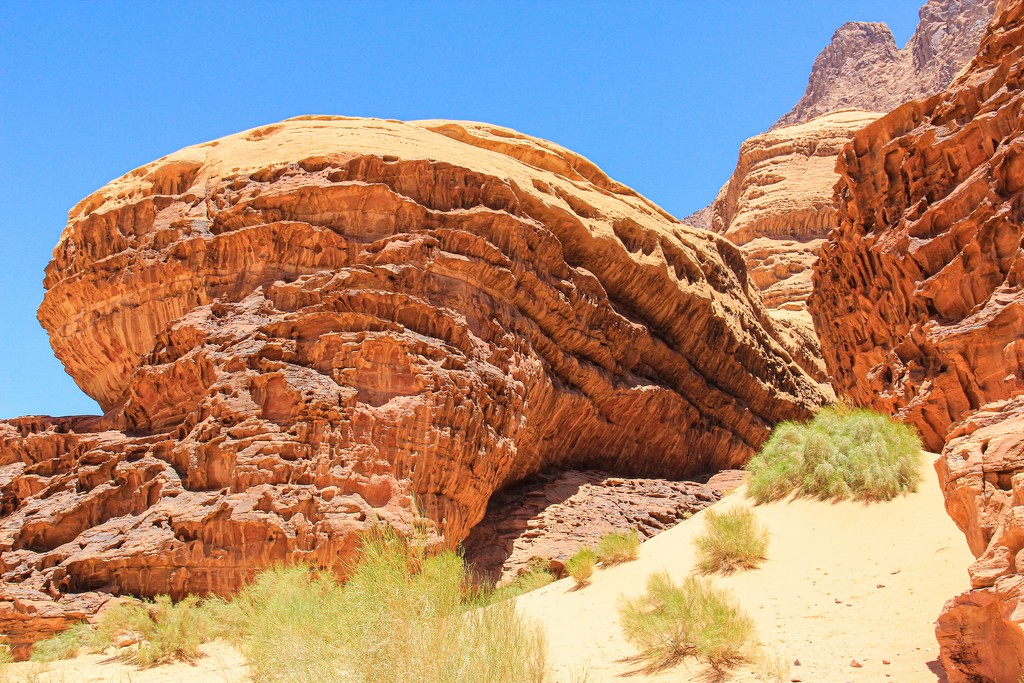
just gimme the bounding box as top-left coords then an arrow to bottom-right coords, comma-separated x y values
810,0 -> 1024,679
462,469 -> 743,583
0,116 -> 825,656
809,0 -> 1023,452
705,110 -> 883,382
774,0 -> 995,129
935,396 -> 1024,682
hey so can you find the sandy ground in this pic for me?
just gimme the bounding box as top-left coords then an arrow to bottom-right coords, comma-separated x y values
4,455 -> 972,683
515,454 -> 974,683
4,642 -> 247,683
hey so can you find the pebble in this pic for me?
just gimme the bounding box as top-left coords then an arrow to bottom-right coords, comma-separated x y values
850,659 -> 863,668
882,659 -> 890,665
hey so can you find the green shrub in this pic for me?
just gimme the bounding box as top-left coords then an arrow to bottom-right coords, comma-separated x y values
746,407 -> 922,503
694,508 -> 769,574
596,530 -> 640,565
29,623 -> 94,662
93,594 -> 226,666
566,548 -> 597,587
618,572 -> 755,671
232,528 -> 551,683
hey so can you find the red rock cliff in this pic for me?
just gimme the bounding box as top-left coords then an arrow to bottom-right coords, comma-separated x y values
1,117 -> 825,656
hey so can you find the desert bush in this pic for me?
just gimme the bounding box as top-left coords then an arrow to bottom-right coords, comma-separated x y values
29,623 -> 95,662
596,530 -> 640,565
694,508 -> 769,574
618,572 -> 755,671
566,547 -> 597,587
233,528 -> 551,683
746,406 -> 922,503
93,594 -> 227,666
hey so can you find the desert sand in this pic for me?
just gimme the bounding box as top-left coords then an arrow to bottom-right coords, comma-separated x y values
515,454 -> 974,683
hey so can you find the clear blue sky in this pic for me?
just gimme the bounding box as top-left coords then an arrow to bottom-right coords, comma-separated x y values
0,1 -> 924,419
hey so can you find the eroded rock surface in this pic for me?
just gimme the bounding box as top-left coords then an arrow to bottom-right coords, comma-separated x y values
1,116 -> 825,656
462,470 -> 744,583
810,0 -> 1024,452
692,0 -> 991,389
705,110 -> 883,382
774,0 -> 994,129
935,396 -> 1024,682
809,1 -> 1024,679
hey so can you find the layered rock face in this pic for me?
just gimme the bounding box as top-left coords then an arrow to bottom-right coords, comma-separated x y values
463,469 -> 743,583
705,110 -> 883,377
774,0 -> 994,129
809,2 -> 1023,451
1,116 -> 825,656
810,1 -> 1024,679
935,397 -> 1024,682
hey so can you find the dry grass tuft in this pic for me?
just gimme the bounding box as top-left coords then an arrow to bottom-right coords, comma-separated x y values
28,623 -> 94,662
566,547 -> 597,587
92,595 -> 228,667
694,508 -> 769,574
619,572 -> 755,672
596,530 -> 640,566
232,527 -> 551,682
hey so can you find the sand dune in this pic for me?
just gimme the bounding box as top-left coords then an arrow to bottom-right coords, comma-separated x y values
515,455 -> 973,682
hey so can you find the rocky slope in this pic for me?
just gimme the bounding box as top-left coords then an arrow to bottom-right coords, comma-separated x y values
0,116 -> 825,657
774,0 -> 995,129
462,469 -> 743,583
810,0 -> 1024,679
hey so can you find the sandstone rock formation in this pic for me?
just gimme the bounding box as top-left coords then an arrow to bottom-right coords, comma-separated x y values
462,469 -> 743,583
809,0 -> 1024,679
809,1 -> 1023,452
704,110 -> 883,381
774,0 -> 994,129
0,116 -> 825,656
935,396 -> 1024,682
690,0 -> 993,390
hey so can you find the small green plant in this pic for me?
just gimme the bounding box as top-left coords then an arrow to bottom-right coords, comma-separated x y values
618,572 -> 755,671
29,623 -> 95,662
486,564 -> 556,604
694,508 -> 769,574
746,406 -> 923,503
596,530 -> 640,565
566,547 -> 597,587
93,594 -> 227,666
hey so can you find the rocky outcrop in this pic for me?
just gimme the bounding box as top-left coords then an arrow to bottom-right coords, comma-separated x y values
809,0 -> 1023,452
935,396 -> 1024,682
774,0 -> 994,129
463,470 -> 743,583
0,116 -> 825,656
810,1 -> 1024,679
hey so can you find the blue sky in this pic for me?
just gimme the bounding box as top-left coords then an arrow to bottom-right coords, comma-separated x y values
0,1 -> 924,419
